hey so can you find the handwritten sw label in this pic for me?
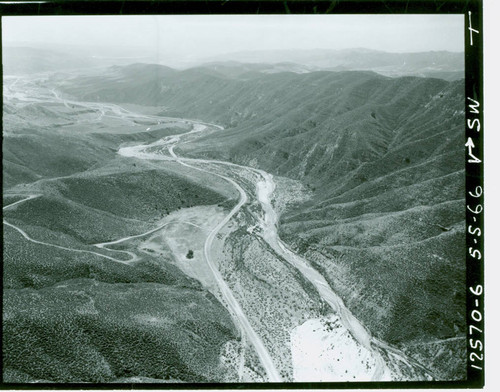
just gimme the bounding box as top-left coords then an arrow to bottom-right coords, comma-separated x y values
466,97 -> 481,164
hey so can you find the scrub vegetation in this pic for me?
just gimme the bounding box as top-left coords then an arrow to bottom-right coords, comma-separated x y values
4,58 -> 466,382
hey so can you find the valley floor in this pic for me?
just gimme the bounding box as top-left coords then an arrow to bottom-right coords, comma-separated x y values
3,74 -> 462,383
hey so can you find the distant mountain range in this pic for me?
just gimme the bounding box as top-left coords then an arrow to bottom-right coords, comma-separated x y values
2,46 -> 155,75
2,47 -> 94,75
3,46 -> 464,80
198,48 -> 464,80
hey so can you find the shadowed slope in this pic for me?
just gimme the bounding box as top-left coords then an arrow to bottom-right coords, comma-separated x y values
56,64 -> 466,379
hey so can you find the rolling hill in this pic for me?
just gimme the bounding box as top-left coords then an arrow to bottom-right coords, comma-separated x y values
199,48 -> 464,80
58,63 -> 466,380
2,85 -> 240,383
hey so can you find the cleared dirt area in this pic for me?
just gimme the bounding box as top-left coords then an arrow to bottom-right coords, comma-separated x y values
139,205 -> 228,291
4,74 -> 446,382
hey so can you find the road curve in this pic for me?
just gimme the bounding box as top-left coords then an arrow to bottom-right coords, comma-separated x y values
132,135 -> 283,382
3,194 -> 134,264
165,121 -> 433,381
8,85 -> 434,381
118,113 -> 393,381
3,194 -> 41,210
3,219 -> 131,264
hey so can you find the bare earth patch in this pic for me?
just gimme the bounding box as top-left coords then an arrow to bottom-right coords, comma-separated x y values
290,315 -> 391,382
139,205 -> 228,291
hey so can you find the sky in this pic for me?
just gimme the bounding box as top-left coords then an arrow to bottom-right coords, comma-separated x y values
3,14 -> 464,63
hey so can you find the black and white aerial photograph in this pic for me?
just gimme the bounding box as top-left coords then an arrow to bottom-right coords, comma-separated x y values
2,8 -> 471,385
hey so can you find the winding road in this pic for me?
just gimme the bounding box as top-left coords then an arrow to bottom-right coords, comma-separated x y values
117,105 -> 435,381
120,126 -> 283,382
118,118 -> 395,381
3,195 -> 136,264
4,79 -> 435,381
